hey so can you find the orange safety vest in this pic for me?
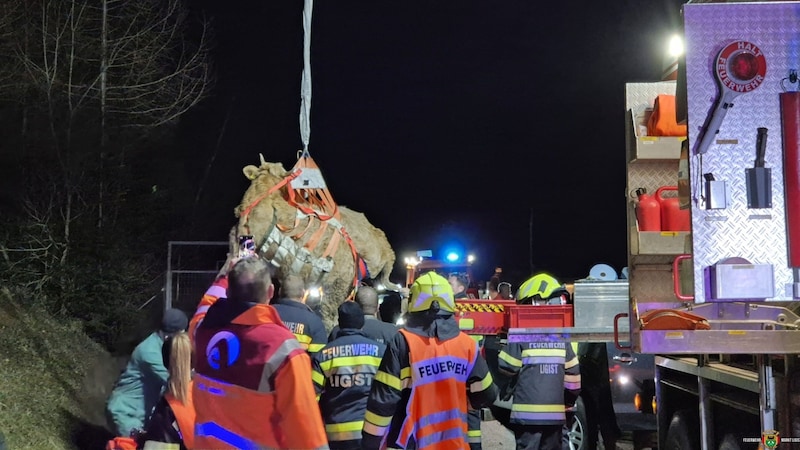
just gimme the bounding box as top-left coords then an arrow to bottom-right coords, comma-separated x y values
164,385 -> 195,449
193,303 -> 328,450
394,329 -> 478,450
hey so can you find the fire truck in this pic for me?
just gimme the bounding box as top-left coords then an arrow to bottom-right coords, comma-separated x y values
403,251 -> 481,298
509,3 -> 800,450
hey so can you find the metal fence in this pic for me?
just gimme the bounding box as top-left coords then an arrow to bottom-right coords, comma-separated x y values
165,241 -> 228,314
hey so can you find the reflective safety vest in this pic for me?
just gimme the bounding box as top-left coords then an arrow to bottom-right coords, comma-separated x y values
164,388 -> 195,449
393,329 -> 478,450
193,302 -> 329,450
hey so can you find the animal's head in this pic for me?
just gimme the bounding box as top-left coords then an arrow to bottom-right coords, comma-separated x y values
242,154 -> 290,188
235,154 -> 295,243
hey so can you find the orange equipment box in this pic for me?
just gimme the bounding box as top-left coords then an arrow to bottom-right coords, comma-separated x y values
504,304 -> 574,330
455,300 -> 516,335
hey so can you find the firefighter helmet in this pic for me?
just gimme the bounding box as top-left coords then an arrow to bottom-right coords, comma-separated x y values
517,273 -> 561,302
408,271 -> 455,313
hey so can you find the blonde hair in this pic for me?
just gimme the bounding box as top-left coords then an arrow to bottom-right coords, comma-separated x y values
167,331 -> 192,404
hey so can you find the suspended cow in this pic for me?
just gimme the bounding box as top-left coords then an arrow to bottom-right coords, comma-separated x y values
229,154 -> 400,330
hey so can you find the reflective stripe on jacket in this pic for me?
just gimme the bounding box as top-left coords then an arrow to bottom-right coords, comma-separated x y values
498,338 -> 581,426
189,277 -> 228,346
272,297 -> 328,353
194,300 -> 328,449
313,329 -> 386,447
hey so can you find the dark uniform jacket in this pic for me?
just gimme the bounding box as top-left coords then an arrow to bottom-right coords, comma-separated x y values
329,315 -> 399,344
361,313 -> 499,449
272,297 -> 328,354
498,338 -> 581,426
313,329 -> 387,449
455,289 -> 482,449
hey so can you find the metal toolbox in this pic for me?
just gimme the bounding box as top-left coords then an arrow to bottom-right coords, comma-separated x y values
573,280 -> 630,332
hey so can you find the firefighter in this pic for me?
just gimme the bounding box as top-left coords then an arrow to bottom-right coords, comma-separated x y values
193,257 -> 328,449
313,301 -> 387,450
328,286 -> 399,344
498,274 -> 581,450
362,271 -> 499,450
449,271 -> 484,449
271,273 -> 328,354
188,255 -> 234,346
516,273 -> 565,305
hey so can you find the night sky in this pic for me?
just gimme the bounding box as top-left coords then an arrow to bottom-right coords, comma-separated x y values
183,0 -> 688,287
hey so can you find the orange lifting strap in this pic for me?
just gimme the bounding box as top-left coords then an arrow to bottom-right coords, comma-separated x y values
285,151 -> 361,292
286,151 -> 341,222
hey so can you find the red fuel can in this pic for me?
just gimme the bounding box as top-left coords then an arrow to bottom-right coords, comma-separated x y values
635,188 -> 661,231
656,186 -> 690,231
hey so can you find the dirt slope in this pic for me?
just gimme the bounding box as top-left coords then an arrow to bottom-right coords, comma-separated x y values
0,288 -> 120,450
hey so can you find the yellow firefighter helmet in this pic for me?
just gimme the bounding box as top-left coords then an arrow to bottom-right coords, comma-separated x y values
408,271 -> 456,313
517,273 -> 561,302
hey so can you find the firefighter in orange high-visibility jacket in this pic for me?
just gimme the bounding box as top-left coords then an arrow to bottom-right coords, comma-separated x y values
189,254 -> 237,348
361,271 -> 499,450
193,257 -> 328,449
498,335 -> 581,450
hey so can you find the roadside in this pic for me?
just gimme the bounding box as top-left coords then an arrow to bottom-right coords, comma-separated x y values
481,420 -> 638,450
482,420 -> 515,449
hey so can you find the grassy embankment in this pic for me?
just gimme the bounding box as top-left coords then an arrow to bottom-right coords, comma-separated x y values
0,287 -> 119,450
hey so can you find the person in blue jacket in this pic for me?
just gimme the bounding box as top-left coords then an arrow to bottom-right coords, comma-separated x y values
106,308 -> 189,438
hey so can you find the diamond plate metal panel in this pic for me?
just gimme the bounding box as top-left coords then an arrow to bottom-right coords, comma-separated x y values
625,82 -> 677,112
685,3 -> 797,301
628,161 -> 680,199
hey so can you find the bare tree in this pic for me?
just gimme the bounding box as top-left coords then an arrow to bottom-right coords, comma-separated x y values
0,0 -> 212,223
97,0 -> 213,129
2,0 -> 212,128
0,0 -> 213,335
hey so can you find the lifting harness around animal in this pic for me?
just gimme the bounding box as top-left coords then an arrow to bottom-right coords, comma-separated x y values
238,153 -> 365,294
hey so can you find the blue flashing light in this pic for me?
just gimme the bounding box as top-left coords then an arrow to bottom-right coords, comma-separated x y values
446,252 -> 459,262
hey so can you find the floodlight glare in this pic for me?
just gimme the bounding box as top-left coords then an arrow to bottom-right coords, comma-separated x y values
668,34 -> 684,58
